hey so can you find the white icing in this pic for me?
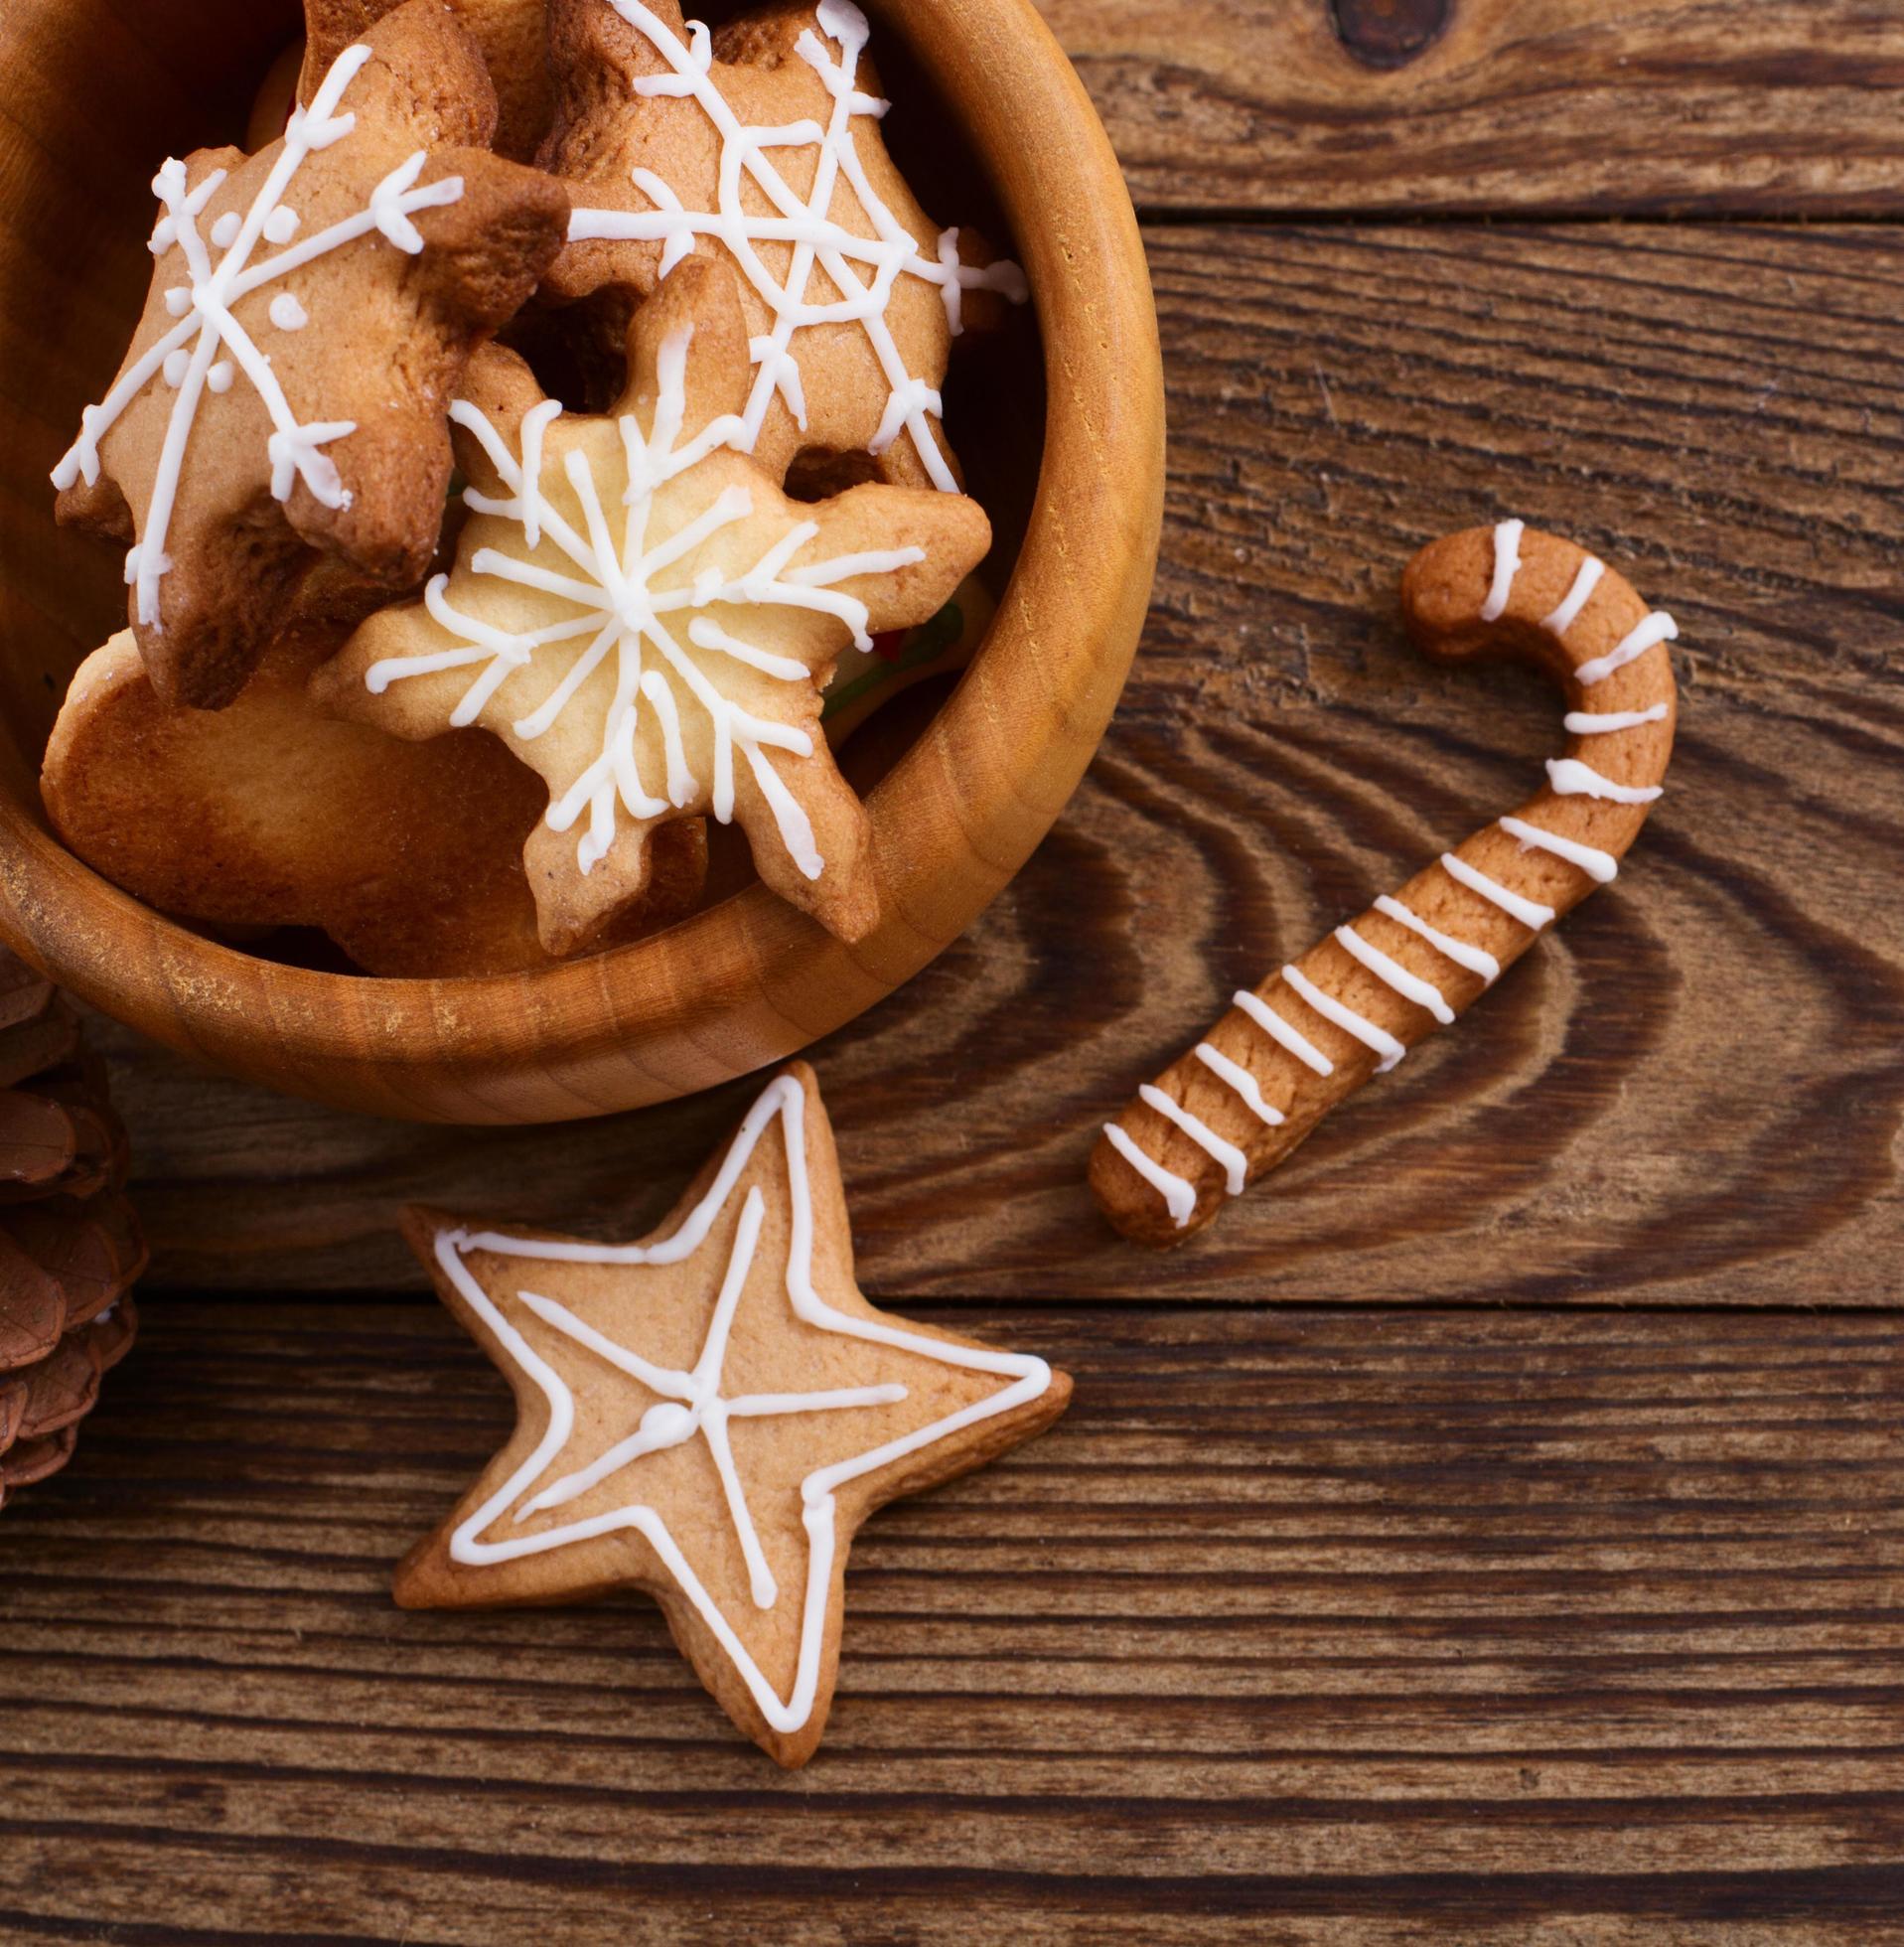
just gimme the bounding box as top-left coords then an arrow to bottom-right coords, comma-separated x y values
1563,703 -> 1669,734
1104,527 -> 1677,1245
1500,815 -> 1619,884
1282,964 -> 1406,1073
269,293 -> 309,333
1138,1083 -> 1245,1196
1234,987 -> 1334,1078
1545,757 -> 1663,805
51,43 -> 465,631
1193,1043 -> 1285,1127
364,322 -> 923,882
1576,611 -> 1677,687
1102,1121 -> 1196,1229
441,1072 -> 1053,1735
1334,924 -> 1455,1026
569,0 -> 1028,492
1542,554 -> 1603,636
1441,851 -> 1554,930
1481,518 -> 1524,623
1373,893 -> 1500,986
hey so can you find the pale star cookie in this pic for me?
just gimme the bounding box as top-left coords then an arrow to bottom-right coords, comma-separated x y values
312,256 -> 990,955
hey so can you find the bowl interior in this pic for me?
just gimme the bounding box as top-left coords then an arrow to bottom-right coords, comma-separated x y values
0,0 -> 1045,950
0,0 -> 1159,1120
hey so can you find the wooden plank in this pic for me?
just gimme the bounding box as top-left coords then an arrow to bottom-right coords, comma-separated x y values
0,1299 -> 1900,1941
1038,0 -> 1904,216
100,221 -> 1904,1302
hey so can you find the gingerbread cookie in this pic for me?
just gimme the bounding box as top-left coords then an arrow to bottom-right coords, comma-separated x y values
540,0 -> 1027,489
1093,522 -> 1680,1246
302,0 -> 557,162
42,630 -> 706,975
312,256 -> 989,954
53,0 -> 569,708
394,1062 -> 1070,1766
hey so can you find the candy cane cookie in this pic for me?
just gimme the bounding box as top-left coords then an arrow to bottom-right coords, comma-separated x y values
1091,522 -> 1680,1247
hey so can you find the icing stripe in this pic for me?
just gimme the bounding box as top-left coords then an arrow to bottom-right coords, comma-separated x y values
1482,518 -> 1525,622
1282,964 -> 1407,1073
1563,703 -> 1669,734
1103,1121 -> 1196,1228
1441,851 -> 1555,930
1194,1043 -> 1286,1127
1335,924 -> 1456,1026
1541,555 -> 1604,636
1500,815 -> 1619,884
1576,610 -> 1677,686
1140,1084 -> 1246,1195
1545,757 -> 1663,805
1234,987 -> 1335,1078
1374,894 -> 1501,985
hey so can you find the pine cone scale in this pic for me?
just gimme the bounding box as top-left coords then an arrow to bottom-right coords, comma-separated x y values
0,950 -> 143,1513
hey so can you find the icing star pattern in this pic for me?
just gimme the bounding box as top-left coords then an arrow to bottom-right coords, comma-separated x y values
315,257 -> 988,951
394,1065 -> 1069,1766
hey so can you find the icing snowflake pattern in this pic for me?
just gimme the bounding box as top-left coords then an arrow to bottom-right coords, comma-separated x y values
362,324 -> 922,882
569,0 -> 1027,492
50,43 -> 464,632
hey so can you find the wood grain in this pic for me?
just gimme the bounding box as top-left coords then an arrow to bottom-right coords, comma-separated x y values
105,222 -> 1904,1302
1039,0 -> 1904,216
0,1298 -> 1899,1941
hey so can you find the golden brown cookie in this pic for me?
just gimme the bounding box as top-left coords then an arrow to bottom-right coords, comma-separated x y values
42,630 -> 705,976
53,0 -> 570,709
301,0 -> 557,162
393,1061 -> 1071,1766
1092,522 -> 1681,1246
539,0 -> 1027,489
312,256 -> 990,954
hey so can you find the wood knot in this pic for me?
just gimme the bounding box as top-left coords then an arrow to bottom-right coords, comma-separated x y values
1330,0 -> 1452,69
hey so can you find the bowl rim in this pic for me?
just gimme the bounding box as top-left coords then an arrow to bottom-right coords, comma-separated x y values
0,0 -> 1165,1122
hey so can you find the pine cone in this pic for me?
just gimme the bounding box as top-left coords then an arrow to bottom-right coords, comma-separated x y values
0,951 -> 145,1511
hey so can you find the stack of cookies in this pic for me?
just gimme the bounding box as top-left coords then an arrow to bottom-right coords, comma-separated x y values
44,0 -> 1025,975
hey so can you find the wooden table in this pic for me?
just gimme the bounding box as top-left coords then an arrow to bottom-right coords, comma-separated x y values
5,1 -> 1903,1937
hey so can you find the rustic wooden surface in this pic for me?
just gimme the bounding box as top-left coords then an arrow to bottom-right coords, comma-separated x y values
5,0 -> 1904,1938
3,1301 -> 1902,1942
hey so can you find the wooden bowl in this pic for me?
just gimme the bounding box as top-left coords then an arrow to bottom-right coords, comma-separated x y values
0,0 -> 1162,1122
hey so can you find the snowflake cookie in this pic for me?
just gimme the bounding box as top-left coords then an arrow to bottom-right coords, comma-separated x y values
541,0 -> 1027,490
52,0 -> 570,709
393,1062 -> 1071,1767
313,255 -> 990,955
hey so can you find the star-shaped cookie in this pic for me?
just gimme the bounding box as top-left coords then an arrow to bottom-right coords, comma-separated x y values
312,255 -> 989,953
52,0 -> 570,708
394,1062 -> 1071,1766
540,0 -> 1027,489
